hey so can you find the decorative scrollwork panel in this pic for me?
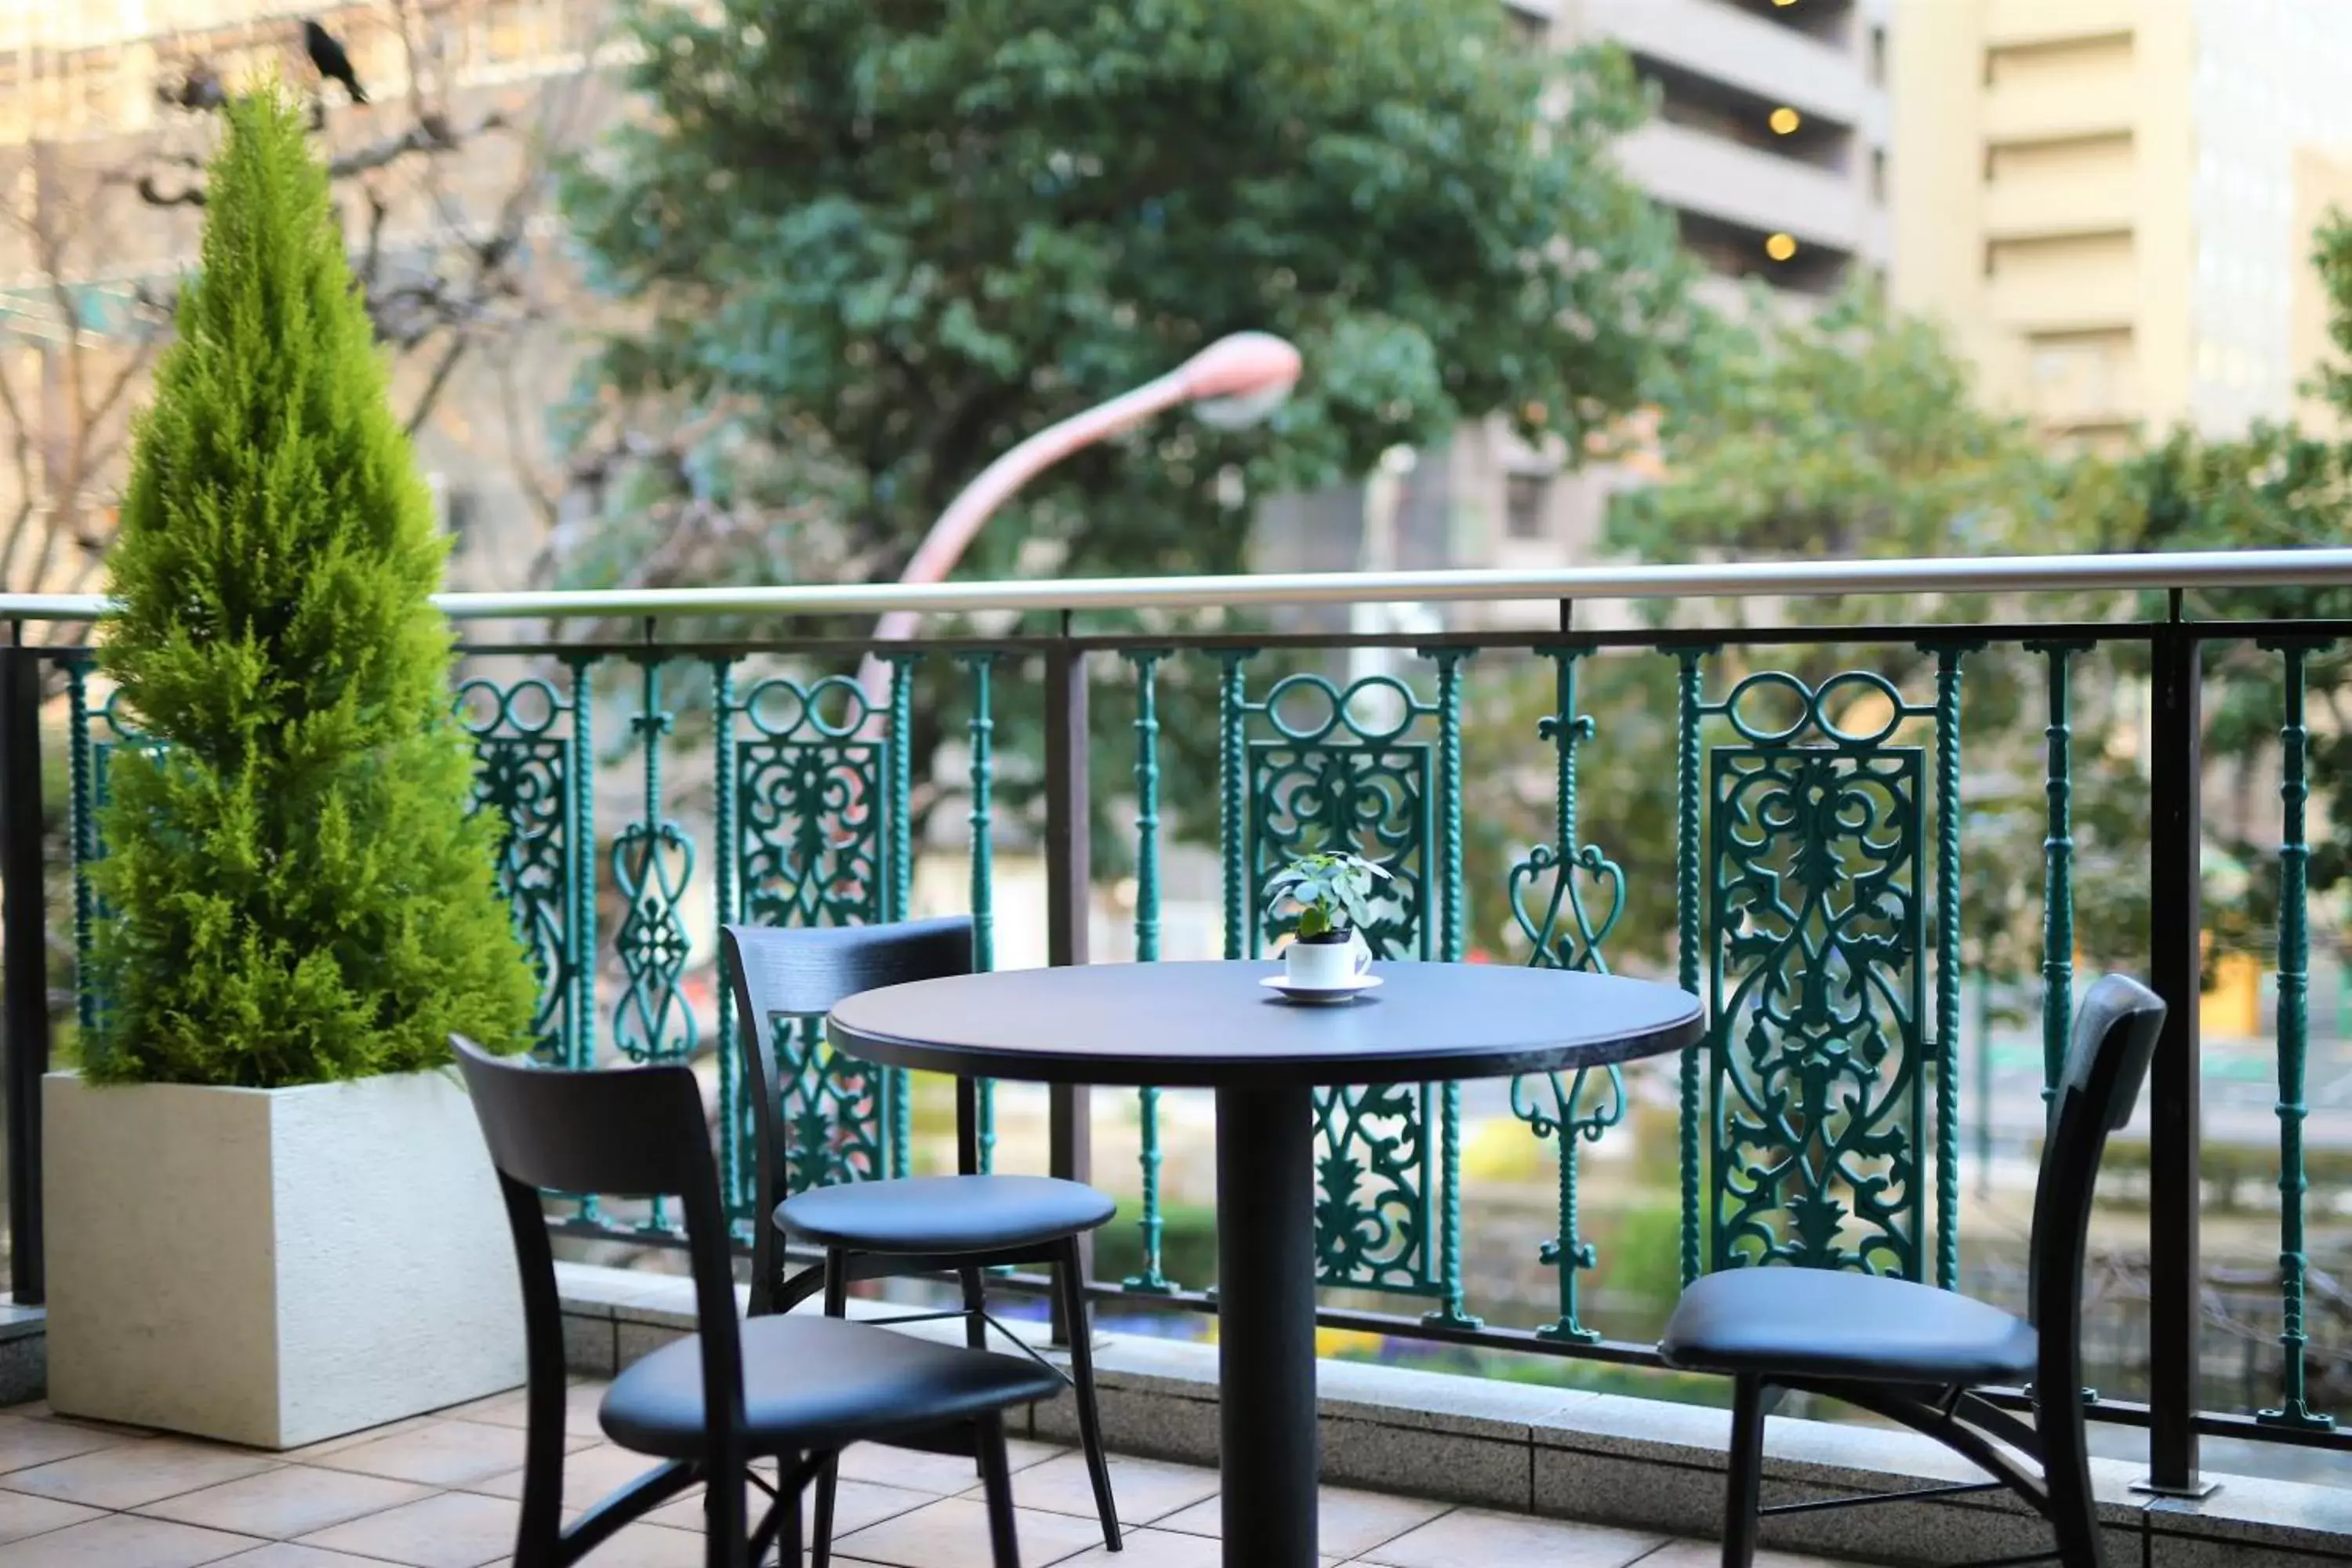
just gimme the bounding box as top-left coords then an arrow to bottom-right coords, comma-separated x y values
460,676 -> 584,1068
1236,671 -> 1442,1297
726,673 -> 892,1210
1707,669 -> 1928,1279
733,677 -> 887,931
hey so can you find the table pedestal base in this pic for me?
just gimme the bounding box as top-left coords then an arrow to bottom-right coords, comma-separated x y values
1215,1083 -> 1319,1568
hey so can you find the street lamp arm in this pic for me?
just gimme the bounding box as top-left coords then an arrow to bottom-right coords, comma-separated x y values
866,368 -> 1191,654
852,332 -> 1301,720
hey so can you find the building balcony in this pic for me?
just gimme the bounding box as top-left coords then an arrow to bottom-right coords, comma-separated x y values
1985,0 -> 2138,49
1614,119 -> 1872,256
1983,74 -> 2137,146
1984,177 -> 2137,241
3,554 -> 2350,1564
1584,0 -> 1870,126
1987,268 -> 2139,333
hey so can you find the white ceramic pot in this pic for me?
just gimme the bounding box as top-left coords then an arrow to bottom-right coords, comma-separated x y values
44,1068 -> 524,1449
1284,930 -> 1373,989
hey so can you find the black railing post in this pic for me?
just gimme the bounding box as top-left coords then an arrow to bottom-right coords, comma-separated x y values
1,639 -> 47,1306
1044,628 -> 1092,1344
2142,604 -> 2210,1495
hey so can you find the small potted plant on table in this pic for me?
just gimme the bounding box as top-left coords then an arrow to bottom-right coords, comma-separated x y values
1264,851 -> 1388,1000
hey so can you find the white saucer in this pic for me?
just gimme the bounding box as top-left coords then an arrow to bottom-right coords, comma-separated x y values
1260,974 -> 1384,1006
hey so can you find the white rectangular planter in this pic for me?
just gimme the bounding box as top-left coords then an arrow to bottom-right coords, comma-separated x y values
43,1069 -> 525,1450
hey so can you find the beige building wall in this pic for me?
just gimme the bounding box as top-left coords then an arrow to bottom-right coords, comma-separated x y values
1894,0 -> 2352,444
2292,147 -> 2352,430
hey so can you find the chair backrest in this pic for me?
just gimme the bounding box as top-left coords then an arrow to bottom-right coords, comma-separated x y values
720,919 -> 977,1283
723,916 -> 974,1026
2021,975 -> 2162,1565
452,1036 -> 746,1500
2027,972 -> 2165,1376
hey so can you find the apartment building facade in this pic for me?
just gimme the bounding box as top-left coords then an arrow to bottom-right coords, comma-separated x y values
1260,0 -> 1894,617
1893,0 -> 2352,444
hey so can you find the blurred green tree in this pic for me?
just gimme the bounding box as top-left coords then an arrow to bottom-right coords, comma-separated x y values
1462,282 -> 2149,992
554,0 -> 1699,852
2116,210 -> 2352,964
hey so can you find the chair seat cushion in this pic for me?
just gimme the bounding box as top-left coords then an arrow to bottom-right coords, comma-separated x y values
601,1313 -> 1062,1458
1659,1267 -> 2038,1386
775,1174 -> 1116,1254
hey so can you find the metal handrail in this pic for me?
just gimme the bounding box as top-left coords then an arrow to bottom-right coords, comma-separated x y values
6,546 -> 2352,622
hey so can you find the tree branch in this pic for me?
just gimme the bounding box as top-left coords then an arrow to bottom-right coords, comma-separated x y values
123,108 -> 508,210
401,334 -> 470,439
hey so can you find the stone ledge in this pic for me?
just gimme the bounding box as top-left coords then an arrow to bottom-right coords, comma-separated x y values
556,1261 -> 2352,1568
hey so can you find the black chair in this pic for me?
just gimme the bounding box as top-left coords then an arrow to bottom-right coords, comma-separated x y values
1659,974 -> 2166,1568
722,919 -> 1123,1563
452,1033 -> 1061,1568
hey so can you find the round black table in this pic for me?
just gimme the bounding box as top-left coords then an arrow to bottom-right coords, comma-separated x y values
828,960 -> 1704,1568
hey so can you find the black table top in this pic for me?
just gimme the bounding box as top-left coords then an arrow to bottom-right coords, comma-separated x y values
825,960 -> 1704,1089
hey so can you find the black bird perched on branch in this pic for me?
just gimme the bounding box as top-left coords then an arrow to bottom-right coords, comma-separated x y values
303,19 -> 368,106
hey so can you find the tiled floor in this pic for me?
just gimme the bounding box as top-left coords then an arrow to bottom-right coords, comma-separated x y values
0,1385 -> 1861,1567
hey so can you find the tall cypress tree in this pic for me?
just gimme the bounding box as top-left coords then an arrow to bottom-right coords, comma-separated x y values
89,86 -> 537,1087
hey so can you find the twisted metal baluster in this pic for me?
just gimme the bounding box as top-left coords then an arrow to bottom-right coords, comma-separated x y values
2260,639 -> 2335,1432
1424,649 -> 1479,1328
961,653 -> 998,1171
1218,653 -> 1250,960
711,659 -> 744,1225
65,660 -> 96,1039
564,655 -> 601,1225
1674,648 -> 1709,1288
1922,642 -> 1975,1292
2027,641 -> 2089,1104
886,654 -> 916,1178
1125,651 -> 1175,1292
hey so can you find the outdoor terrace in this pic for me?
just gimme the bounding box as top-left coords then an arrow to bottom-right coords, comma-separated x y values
2,550 -> 2352,1565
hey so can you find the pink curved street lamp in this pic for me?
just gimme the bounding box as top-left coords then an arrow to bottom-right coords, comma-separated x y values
853,331 -> 1303,718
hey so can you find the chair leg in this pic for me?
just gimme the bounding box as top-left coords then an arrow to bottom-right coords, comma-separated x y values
1721,1374 -> 1767,1568
1057,1239 -> 1121,1552
811,1253 -> 850,1568
960,1265 -> 989,1350
705,1461 -> 749,1568
2036,1382 -> 2106,1568
976,1411 -> 1023,1568
779,1468 -> 805,1568
510,1365 -> 569,1568
960,1266 -> 993,1479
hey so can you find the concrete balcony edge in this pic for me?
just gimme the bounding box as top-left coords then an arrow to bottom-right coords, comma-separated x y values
557,1262 -> 2352,1567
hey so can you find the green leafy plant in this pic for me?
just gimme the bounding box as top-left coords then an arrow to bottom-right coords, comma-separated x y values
557,0 -> 1699,864
1265,851 -> 1389,945
86,85 -> 538,1088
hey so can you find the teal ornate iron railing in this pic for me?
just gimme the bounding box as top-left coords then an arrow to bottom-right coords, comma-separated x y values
24,547 -> 2352,1484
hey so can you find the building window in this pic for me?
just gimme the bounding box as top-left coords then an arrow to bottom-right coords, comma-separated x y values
1870,25 -> 1887,86
1504,473 -> 1551,540
1871,147 -> 1887,205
